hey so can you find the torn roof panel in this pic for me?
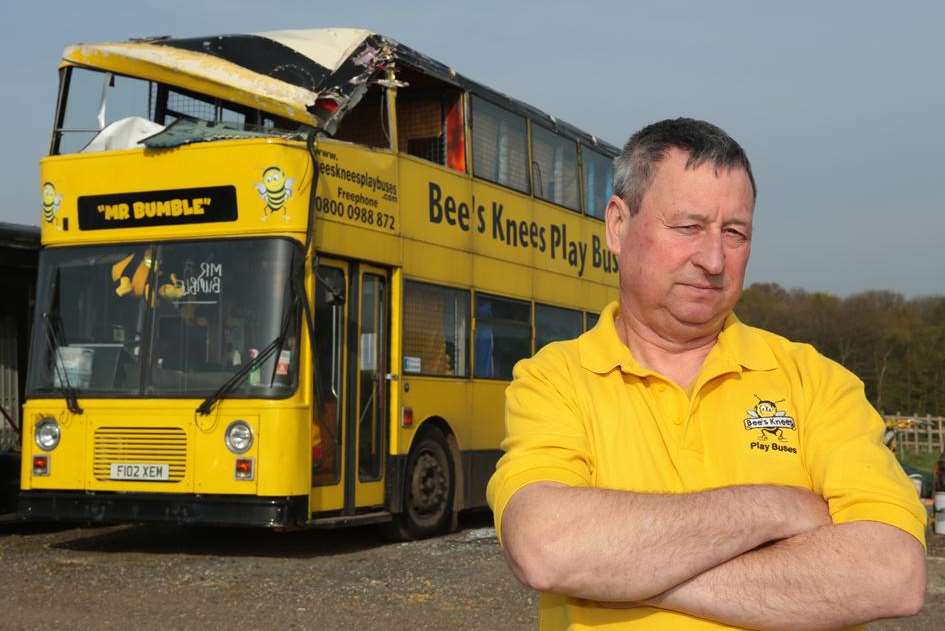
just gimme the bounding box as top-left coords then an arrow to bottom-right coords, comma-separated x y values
158,34 -> 334,93
254,28 -> 372,74
60,28 -> 618,155
157,28 -> 373,94
62,29 -> 389,132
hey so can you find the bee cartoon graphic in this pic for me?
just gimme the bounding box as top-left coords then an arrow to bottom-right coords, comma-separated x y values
744,395 -> 795,441
41,182 -> 63,228
255,166 -> 293,221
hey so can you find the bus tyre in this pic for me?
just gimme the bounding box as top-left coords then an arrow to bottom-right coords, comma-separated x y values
391,428 -> 454,540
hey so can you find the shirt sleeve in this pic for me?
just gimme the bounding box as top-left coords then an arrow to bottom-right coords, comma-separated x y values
800,351 -> 927,547
486,344 -> 593,543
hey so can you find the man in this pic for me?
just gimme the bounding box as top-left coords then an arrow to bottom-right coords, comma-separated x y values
486,118 -> 927,630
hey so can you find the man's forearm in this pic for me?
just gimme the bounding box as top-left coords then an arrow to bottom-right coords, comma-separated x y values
644,521 -> 926,630
502,482 -> 830,601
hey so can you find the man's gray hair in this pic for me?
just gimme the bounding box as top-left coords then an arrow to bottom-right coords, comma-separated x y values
613,118 -> 757,215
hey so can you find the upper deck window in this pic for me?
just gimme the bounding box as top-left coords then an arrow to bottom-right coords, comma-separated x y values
53,67 -> 299,155
397,91 -> 466,172
57,69 -> 152,154
471,96 -> 529,194
531,125 -> 580,211
333,85 -> 390,150
582,146 -> 614,220
393,67 -> 466,172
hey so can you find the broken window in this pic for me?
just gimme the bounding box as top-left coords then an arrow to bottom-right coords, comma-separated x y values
152,85 -> 250,127
56,68 -> 152,154
332,85 -> 390,149
53,67 -> 302,154
471,96 -> 529,194
531,124 -> 579,212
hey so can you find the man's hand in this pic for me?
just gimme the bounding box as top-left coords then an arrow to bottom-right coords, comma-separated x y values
501,482 -> 831,602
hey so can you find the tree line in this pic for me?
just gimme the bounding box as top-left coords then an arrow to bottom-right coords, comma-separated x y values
736,284 -> 945,417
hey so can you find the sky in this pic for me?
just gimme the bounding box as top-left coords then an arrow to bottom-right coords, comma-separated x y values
0,1 -> 942,297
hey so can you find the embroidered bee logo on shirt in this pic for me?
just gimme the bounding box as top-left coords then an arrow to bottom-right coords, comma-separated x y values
745,396 -> 798,454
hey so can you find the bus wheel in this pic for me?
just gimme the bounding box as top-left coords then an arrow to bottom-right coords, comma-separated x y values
391,428 -> 454,540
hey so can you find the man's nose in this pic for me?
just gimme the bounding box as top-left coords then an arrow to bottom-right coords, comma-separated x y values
693,231 -> 725,276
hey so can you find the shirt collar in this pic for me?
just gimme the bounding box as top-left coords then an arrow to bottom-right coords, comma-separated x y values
579,302 -> 640,375
578,302 -> 778,376
714,312 -> 779,372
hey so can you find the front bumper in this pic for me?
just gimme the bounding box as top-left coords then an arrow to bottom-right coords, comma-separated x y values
18,491 -> 307,527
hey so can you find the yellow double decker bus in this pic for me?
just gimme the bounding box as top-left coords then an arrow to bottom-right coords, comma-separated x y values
20,28 -> 618,536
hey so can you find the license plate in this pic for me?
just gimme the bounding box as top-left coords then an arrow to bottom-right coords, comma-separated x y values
110,463 -> 169,481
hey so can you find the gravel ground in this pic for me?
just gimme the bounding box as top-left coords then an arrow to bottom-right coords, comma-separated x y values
0,512 -> 941,630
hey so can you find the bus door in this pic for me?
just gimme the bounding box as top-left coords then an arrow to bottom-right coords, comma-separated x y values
311,258 -> 389,516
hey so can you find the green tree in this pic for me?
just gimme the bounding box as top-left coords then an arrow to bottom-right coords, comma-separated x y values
737,285 -> 945,416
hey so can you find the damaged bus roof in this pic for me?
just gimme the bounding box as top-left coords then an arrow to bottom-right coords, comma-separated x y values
62,28 -> 617,152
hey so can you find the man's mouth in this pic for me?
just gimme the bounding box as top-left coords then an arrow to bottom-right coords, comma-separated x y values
680,282 -> 722,292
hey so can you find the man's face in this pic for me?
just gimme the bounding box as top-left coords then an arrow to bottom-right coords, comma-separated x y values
605,147 -> 755,340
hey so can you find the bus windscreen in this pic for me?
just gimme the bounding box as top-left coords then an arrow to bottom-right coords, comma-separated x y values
28,237 -> 300,398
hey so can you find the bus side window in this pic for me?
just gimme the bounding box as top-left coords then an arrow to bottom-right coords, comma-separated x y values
403,281 -> 469,376
581,146 -> 614,220
532,124 -> 580,212
471,96 -> 530,194
473,293 -> 531,380
396,89 -> 466,172
535,303 -> 582,352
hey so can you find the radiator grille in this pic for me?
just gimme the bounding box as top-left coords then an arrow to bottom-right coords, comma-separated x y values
93,426 -> 187,482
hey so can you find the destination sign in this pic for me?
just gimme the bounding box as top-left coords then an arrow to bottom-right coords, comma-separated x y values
78,185 -> 238,230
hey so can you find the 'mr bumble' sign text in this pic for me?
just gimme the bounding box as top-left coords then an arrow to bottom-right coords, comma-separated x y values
78,186 -> 238,230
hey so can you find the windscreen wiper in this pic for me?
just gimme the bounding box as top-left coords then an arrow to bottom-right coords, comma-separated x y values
196,263 -> 301,416
195,324 -> 290,416
42,311 -> 83,415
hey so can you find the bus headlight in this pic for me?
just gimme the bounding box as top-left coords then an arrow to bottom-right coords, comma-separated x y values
225,420 -> 253,454
35,418 -> 61,451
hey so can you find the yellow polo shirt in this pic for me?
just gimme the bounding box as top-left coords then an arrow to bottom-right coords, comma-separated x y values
487,302 -> 926,631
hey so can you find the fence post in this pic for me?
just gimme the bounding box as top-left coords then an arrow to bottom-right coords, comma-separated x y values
926,414 -> 933,453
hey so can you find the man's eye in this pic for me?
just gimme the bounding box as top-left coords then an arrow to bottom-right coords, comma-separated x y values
724,229 -> 748,243
673,225 -> 699,234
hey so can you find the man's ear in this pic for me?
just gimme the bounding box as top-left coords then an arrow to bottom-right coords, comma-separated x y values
604,195 -> 630,257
